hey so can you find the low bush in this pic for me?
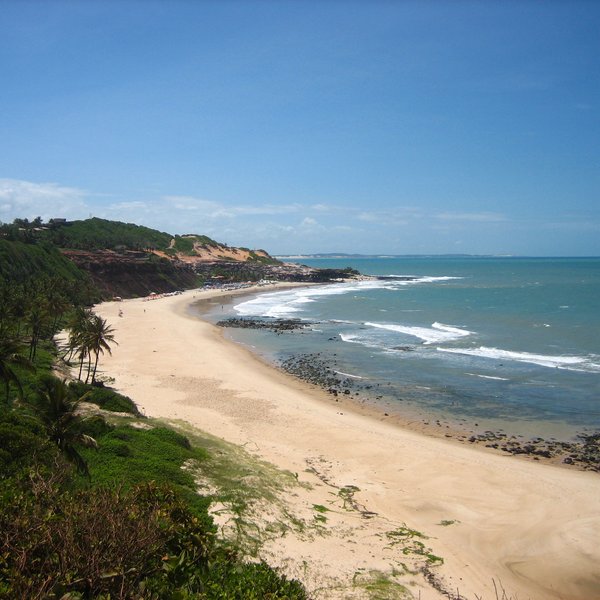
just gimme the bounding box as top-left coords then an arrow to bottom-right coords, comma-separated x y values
0,477 -> 307,600
0,411 -> 57,479
79,425 -> 207,494
68,380 -> 140,415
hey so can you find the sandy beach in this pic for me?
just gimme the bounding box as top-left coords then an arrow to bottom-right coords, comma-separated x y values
94,286 -> 600,600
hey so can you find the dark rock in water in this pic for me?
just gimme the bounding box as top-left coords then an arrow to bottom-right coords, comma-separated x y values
217,317 -> 314,332
377,276 -> 418,281
280,353 -> 362,399
279,351 -> 600,474
392,346 -> 414,352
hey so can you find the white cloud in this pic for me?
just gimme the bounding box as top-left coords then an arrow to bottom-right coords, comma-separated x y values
162,196 -> 300,218
163,196 -> 234,218
0,178 -> 90,222
108,201 -> 150,211
233,204 -> 301,216
435,211 -> 507,223
357,209 -> 414,226
311,203 -> 334,212
357,212 -> 380,223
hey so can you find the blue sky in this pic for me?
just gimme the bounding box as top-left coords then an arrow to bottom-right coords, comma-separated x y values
1,1 -> 599,255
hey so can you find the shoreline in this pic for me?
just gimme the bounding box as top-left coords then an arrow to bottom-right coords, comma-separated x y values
94,285 -> 600,600
195,287 -> 600,473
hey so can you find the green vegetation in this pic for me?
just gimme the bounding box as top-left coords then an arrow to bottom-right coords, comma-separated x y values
0,380 -> 308,598
351,569 -> 410,599
0,223 -> 308,599
0,239 -> 97,305
42,217 -> 173,251
248,250 -> 281,265
63,307 -> 117,384
438,519 -> 458,527
385,526 -> 443,566
68,380 -> 140,414
171,235 -> 197,255
172,234 -> 221,253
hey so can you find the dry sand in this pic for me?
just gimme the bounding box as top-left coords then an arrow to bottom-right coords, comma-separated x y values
94,287 -> 600,600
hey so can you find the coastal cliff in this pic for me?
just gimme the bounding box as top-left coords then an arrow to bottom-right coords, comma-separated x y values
0,217 -> 362,300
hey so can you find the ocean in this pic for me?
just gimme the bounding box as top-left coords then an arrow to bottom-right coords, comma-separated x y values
200,257 -> 600,441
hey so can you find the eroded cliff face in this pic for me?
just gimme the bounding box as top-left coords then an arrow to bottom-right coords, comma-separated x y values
61,249 -> 199,298
60,247 -> 362,300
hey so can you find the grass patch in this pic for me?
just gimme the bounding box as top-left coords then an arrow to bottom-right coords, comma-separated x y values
351,569 -> 411,599
69,380 -> 140,414
170,421 -> 313,554
338,484 -> 360,510
78,421 -> 211,516
385,526 -> 444,566
438,519 -> 459,527
172,235 -> 197,255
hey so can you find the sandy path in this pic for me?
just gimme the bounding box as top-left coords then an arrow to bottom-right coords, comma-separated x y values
94,287 -> 600,600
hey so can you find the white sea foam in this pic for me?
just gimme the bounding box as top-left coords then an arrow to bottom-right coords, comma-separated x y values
334,370 -> 364,379
386,275 -> 461,283
364,321 -> 473,345
439,346 -> 600,373
466,373 -> 510,381
339,332 -> 388,351
234,275 -> 462,318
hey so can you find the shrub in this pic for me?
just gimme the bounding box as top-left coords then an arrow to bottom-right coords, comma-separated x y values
0,480 -> 307,600
68,380 -> 140,415
0,482 -> 213,599
80,414 -> 114,439
80,425 -> 207,493
148,426 -> 192,450
0,411 -> 58,478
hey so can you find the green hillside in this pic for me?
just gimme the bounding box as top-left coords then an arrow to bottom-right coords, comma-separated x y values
0,238 -> 98,304
41,217 -> 173,251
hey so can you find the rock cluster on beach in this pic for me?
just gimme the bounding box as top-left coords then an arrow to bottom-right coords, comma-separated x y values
280,353 -> 360,398
280,350 -> 600,473
466,430 -> 600,471
218,317 -> 600,474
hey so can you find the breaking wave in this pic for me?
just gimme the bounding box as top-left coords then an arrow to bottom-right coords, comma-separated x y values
438,346 -> 600,373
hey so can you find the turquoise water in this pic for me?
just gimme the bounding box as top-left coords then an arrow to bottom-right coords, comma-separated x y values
204,257 -> 600,439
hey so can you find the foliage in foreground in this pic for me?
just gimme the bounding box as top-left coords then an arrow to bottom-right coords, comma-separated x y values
0,477 -> 306,600
0,221 -> 306,598
0,388 -> 307,599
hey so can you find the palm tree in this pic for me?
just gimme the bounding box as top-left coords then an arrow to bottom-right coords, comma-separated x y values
64,310 -> 117,384
32,376 -> 98,475
0,337 -> 34,402
26,303 -> 50,361
64,307 -> 94,376
46,290 -> 70,336
85,315 -> 117,384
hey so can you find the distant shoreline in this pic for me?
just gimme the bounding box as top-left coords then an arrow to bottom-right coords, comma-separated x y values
278,254 -> 600,259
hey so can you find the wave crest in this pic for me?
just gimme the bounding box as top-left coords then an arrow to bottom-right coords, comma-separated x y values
438,346 -> 600,373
